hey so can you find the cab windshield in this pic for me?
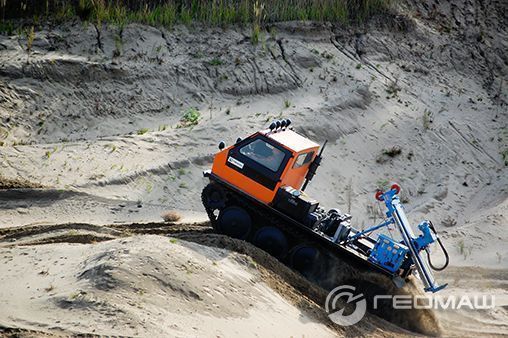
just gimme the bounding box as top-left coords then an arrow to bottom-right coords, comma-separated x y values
239,139 -> 286,172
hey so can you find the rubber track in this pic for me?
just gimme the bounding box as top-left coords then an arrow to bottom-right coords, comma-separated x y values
202,182 -> 332,264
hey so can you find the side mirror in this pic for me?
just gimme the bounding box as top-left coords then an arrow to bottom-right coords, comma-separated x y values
236,137 -> 242,144
218,141 -> 225,150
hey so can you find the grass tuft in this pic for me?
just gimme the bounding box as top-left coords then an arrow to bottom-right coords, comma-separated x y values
382,145 -> 402,157
25,26 -> 35,64
501,149 -> 508,166
422,109 -> 432,130
251,0 -> 264,44
208,57 -> 223,66
376,146 -> 402,163
386,79 -> 400,96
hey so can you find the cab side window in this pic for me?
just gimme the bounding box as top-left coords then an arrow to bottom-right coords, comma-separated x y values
293,151 -> 314,169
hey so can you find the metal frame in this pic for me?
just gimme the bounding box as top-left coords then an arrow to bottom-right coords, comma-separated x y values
376,188 -> 447,293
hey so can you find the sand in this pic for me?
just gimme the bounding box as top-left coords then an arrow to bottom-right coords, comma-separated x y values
0,235 -> 338,337
0,0 -> 507,336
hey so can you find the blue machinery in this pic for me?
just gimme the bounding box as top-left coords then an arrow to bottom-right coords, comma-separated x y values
348,183 -> 449,293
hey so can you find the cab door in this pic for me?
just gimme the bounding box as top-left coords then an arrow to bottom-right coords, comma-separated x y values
280,149 -> 318,190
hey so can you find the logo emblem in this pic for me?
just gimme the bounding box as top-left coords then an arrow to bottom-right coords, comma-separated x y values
227,156 -> 244,169
325,285 -> 367,326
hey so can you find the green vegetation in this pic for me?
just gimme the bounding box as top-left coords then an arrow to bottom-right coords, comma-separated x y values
44,146 -> 58,159
376,178 -> 389,191
0,0 -> 392,31
500,127 -> 508,166
442,216 -> 457,227
457,239 -> 465,255
382,145 -> 402,157
345,179 -> 352,213
501,149 -> 508,166
208,57 -> 223,66
422,109 -> 431,130
376,146 -> 402,163
24,25 -> 35,64
106,143 -> 117,152
113,33 -> 122,57
386,79 -> 400,96
179,107 -> 200,127
456,239 -> 473,259
251,0 -> 263,44
0,20 -> 15,35
137,127 -> 149,135
321,50 -> 334,59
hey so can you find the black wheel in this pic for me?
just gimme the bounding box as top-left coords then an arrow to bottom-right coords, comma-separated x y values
216,206 -> 252,240
202,183 -> 226,209
252,226 -> 288,259
289,245 -> 321,280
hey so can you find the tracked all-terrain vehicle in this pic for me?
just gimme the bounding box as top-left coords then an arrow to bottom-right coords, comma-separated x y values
202,119 -> 449,292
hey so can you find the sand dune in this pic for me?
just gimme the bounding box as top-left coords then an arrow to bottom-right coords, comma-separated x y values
0,235 -> 339,337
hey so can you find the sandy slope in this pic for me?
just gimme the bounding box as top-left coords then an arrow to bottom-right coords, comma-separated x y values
0,220 -> 505,337
437,267 -> 508,337
0,225 -> 421,337
0,235 -> 338,337
0,0 -> 507,336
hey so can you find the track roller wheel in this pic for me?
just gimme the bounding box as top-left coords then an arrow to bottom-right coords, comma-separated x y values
288,245 -> 321,280
216,206 -> 252,240
252,226 -> 288,259
202,183 -> 226,209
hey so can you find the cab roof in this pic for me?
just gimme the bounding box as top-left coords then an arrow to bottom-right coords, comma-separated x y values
260,128 -> 320,153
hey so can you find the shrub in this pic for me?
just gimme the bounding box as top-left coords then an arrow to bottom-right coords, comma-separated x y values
180,108 -> 200,127
161,210 -> 181,222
